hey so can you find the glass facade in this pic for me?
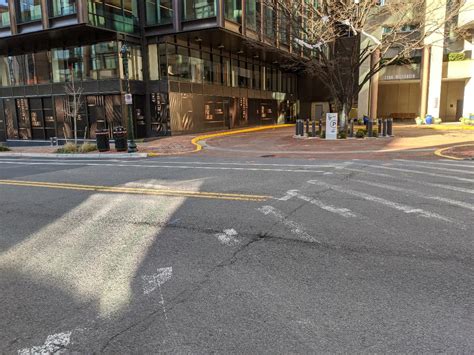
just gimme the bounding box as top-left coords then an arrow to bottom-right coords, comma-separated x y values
245,0 -> 257,31
17,0 -> 42,23
0,0 -> 9,27
145,0 -> 173,25
88,0 -> 139,33
224,0 -> 241,23
50,0 -> 77,17
0,41 -> 137,86
183,0 -> 216,21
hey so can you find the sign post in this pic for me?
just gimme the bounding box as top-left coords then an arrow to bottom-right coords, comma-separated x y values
326,113 -> 338,140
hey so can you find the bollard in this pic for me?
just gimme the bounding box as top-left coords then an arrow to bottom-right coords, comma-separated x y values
378,119 -> 382,136
312,120 -> 316,137
318,118 -> 322,133
298,119 -> 304,136
349,119 -> 354,138
306,119 -> 309,135
295,120 -> 299,136
367,120 -> 373,137
387,118 -> 393,136
382,119 -> 388,137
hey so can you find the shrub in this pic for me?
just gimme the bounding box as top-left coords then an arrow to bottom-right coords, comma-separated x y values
0,145 -> 10,152
79,143 -> 97,153
372,129 -> 378,137
357,118 -> 364,125
460,117 -> 474,125
355,129 -> 366,139
448,52 -> 465,62
338,130 -> 347,139
415,117 -> 423,125
434,118 -> 442,124
319,130 -> 326,139
56,142 -> 78,154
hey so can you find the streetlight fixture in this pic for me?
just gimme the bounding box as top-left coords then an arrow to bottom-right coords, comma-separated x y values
120,43 -> 138,153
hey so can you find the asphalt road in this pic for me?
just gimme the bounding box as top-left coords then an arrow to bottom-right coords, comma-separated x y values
0,155 -> 473,353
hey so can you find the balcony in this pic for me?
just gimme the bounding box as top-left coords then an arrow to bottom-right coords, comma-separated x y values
442,59 -> 474,79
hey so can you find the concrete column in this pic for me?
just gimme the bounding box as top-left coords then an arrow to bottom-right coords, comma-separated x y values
369,48 -> 380,120
420,46 -> 431,119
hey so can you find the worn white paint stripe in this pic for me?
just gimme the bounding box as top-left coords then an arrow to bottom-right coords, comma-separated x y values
344,167 -> 474,196
355,163 -> 474,183
395,159 -> 474,169
354,179 -> 474,212
389,161 -> 474,175
278,190 -> 357,218
258,205 -> 321,244
0,160 -> 330,174
144,160 -> 348,169
307,180 -> 456,224
215,229 -> 240,246
18,331 -> 72,354
142,267 -> 173,295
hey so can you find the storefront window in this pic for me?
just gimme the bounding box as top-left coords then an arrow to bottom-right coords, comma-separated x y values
51,47 -> 84,82
224,0 -> 241,23
183,0 -> 216,20
0,0 -> 10,27
85,41 -> 119,80
126,45 -> 143,80
17,0 -> 42,23
189,49 -> 203,83
50,0 -> 76,17
145,0 -> 173,25
148,44 -> 159,80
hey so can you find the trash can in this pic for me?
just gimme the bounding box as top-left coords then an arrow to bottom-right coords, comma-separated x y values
95,129 -> 110,152
113,126 -> 128,152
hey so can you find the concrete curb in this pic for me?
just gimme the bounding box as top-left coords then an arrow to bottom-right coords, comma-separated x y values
434,144 -> 474,161
146,124 -> 294,157
0,152 -> 148,159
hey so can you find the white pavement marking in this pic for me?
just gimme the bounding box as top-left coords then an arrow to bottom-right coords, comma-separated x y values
354,179 -> 474,212
395,159 -> 474,169
388,161 -> 474,175
0,160 -> 332,174
258,205 -> 321,244
145,160 -> 349,169
343,167 -> 474,196
215,229 -> 240,246
18,331 -> 72,354
278,189 -> 357,218
356,163 -> 474,183
307,180 -> 457,224
142,267 -> 173,295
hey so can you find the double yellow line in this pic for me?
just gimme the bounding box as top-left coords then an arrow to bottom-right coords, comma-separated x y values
0,179 -> 269,202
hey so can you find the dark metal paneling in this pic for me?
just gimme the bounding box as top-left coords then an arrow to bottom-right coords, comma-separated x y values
98,80 -> 121,93
179,82 -> 191,93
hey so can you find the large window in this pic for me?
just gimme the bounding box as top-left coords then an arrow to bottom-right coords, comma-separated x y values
263,5 -> 275,38
50,0 -> 76,17
145,0 -> 173,25
88,0 -> 139,33
51,47 -> 84,82
224,0 -> 241,23
0,0 -> 9,27
17,0 -> 42,23
182,0 -> 216,20
245,1 -> 257,31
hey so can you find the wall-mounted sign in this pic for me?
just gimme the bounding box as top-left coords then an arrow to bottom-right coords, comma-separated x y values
124,94 -> 133,105
326,113 -> 338,140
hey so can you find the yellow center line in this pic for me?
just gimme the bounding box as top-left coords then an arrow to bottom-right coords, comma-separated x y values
0,179 -> 270,202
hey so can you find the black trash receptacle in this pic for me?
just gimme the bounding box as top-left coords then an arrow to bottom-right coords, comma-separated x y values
96,129 -> 110,152
113,127 -> 128,152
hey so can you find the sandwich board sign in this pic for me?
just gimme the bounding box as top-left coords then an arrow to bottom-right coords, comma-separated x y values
326,113 -> 338,140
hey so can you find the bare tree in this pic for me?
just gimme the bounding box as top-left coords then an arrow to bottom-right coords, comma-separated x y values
262,0 -> 467,129
64,72 -> 84,145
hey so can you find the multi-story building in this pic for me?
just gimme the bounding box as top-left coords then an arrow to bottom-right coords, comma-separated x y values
0,0 -> 309,142
359,0 -> 474,123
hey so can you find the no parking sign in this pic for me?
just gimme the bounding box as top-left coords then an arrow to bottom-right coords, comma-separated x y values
326,113 -> 338,140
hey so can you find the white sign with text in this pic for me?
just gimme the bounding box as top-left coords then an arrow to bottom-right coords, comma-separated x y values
326,113 -> 338,140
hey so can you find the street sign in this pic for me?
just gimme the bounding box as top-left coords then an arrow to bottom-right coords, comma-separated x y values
124,93 -> 133,105
326,113 -> 338,140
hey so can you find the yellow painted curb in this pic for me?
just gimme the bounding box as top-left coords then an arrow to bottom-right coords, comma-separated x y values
146,124 -> 294,157
417,125 -> 474,131
434,144 -> 474,161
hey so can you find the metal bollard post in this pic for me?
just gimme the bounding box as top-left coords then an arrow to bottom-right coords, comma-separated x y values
299,119 -> 304,136
295,120 -> 299,136
382,119 -> 388,137
378,119 -> 382,137
367,120 -> 373,137
312,120 -> 316,137
306,119 -> 309,135
318,118 -> 322,134
350,119 -> 354,138
387,118 -> 393,136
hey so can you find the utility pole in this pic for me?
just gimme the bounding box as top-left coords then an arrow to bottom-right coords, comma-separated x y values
120,43 -> 138,153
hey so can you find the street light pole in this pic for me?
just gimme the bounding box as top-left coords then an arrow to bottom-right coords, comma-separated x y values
120,43 -> 138,153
